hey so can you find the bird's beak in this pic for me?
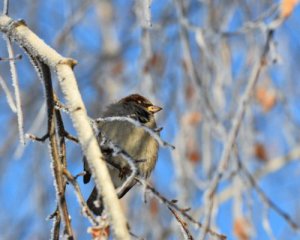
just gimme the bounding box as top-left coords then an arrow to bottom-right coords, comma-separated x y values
148,105 -> 162,114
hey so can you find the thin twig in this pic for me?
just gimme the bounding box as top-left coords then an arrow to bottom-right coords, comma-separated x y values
50,208 -> 61,240
54,100 -> 70,113
137,178 -> 226,240
94,116 -> 175,149
238,156 -> 300,231
25,53 -> 75,238
97,133 -> 138,197
74,172 -> 86,179
63,169 -> 98,225
26,133 -> 49,142
3,0 -> 9,15
0,73 -> 16,112
168,207 -> 194,240
0,54 -> 22,61
5,35 -> 25,145
53,0 -> 92,47
64,131 -> 79,143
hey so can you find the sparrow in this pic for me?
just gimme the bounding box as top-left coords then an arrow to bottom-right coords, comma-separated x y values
84,94 -> 162,215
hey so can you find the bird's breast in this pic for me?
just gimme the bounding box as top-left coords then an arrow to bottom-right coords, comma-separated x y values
99,120 -> 158,177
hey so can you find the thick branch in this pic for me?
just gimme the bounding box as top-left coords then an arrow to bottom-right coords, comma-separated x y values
0,15 -> 130,240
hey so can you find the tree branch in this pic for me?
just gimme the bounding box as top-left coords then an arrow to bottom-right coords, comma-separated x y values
0,15 -> 130,239
37,59 -> 74,238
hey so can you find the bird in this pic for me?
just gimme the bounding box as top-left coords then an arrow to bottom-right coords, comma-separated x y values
83,93 -> 162,215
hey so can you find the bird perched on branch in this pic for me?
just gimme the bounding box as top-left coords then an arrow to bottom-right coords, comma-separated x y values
83,94 -> 162,215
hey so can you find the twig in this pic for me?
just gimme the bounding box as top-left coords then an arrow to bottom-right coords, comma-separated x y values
211,145 -> 300,210
49,207 -> 61,240
64,131 -> 79,143
26,133 -> 49,142
262,202 -> 276,240
37,60 -> 74,238
237,156 -> 300,231
0,54 -> 23,62
63,169 -> 98,225
168,207 -> 194,240
129,229 -> 144,240
137,178 -> 226,240
74,172 -> 86,179
99,134 -> 138,198
94,116 -> 175,149
54,100 -> 70,113
0,54 -> 22,61
180,3 -> 278,37
3,0 -> 9,15
53,0 -> 92,47
5,35 -> 25,145
0,73 -> 16,112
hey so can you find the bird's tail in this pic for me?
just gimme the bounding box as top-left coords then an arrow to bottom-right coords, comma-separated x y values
87,187 -> 104,215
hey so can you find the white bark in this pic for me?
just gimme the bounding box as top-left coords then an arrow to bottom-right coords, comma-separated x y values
0,14 -> 130,240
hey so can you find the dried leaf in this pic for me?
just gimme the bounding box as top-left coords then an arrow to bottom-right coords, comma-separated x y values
150,198 -> 159,216
187,149 -> 201,164
254,143 -> 268,162
255,87 -> 277,112
280,0 -> 298,19
88,226 -> 110,240
183,112 -> 202,125
233,217 -> 251,240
